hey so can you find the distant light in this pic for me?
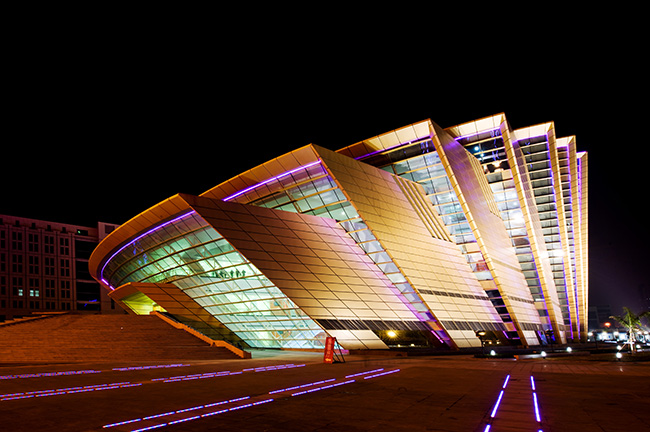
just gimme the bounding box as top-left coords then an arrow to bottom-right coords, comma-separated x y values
540,351 -> 547,357
566,347 -> 572,353
387,331 -> 397,338
617,345 -> 622,351
490,350 -> 496,356
616,352 -> 623,359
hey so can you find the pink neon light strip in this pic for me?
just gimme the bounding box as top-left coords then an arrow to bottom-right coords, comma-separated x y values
222,160 -> 322,202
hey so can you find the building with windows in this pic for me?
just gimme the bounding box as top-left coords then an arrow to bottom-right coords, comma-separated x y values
0,215 -> 119,321
89,114 -> 588,350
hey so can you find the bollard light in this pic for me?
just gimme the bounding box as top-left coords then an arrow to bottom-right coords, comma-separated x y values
540,351 -> 547,358
566,347 -> 572,353
616,352 -> 623,360
490,350 -> 496,356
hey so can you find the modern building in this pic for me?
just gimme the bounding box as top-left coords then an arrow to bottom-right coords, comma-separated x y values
89,113 -> 588,350
0,214 -> 120,321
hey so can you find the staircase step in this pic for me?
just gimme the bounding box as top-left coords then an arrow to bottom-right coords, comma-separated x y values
0,314 -> 241,363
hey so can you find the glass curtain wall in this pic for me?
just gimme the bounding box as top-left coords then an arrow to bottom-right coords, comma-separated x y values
518,138 -> 574,328
372,138 -> 520,328
101,212 -> 325,349
231,161 -> 433,322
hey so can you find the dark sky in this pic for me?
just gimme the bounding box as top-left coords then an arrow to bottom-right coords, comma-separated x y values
2,24 -> 646,316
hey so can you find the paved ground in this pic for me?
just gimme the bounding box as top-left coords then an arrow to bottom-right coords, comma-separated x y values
1,350 -> 649,431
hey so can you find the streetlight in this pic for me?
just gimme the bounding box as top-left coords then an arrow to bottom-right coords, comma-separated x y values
589,331 -> 598,349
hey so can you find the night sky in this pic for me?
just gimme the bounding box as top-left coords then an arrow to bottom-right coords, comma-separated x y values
2,26 -> 646,317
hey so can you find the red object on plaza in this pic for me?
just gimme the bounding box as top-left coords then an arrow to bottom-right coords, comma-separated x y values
323,336 -> 336,363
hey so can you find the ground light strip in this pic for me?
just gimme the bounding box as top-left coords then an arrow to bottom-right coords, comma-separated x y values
0,362 -> 305,403
102,368 -> 401,431
482,374 -> 544,431
0,369 -> 102,380
490,374 -> 510,418
0,363 -> 190,381
1,382 -> 141,401
531,375 -> 542,425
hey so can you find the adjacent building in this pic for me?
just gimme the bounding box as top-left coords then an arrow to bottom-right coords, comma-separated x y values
89,114 -> 588,350
0,214 -> 119,321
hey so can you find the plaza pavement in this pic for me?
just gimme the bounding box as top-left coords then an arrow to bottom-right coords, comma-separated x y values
1,350 -> 649,431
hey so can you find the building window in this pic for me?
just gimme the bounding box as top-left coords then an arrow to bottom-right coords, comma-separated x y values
59,238 -> 70,255
12,255 -> 23,273
44,236 -> 54,254
60,259 -> 70,277
11,232 -> 23,250
28,255 -> 40,274
28,233 -> 39,252
61,280 -> 71,298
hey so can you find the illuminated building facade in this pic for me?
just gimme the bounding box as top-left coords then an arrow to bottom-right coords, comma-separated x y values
89,114 -> 588,350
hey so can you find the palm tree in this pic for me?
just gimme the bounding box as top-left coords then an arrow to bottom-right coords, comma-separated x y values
609,307 -> 650,353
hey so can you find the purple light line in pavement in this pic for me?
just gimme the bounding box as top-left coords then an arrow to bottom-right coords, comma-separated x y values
291,379 -> 355,396
345,368 -> 384,378
101,366 -> 398,431
531,375 -> 542,423
488,374 -> 510,419
1,381 -> 141,401
490,390 -> 505,418
0,369 -> 102,380
155,363 -> 305,383
363,369 -> 400,379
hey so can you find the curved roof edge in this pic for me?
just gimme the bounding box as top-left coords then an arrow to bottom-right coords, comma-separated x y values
200,144 -> 320,201
89,193 -> 194,285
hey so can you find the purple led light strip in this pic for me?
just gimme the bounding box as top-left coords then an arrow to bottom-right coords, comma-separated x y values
102,367 -> 399,431
353,136 -> 432,160
100,210 -> 197,290
222,160 -> 323,202
531,375 -> 541,423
